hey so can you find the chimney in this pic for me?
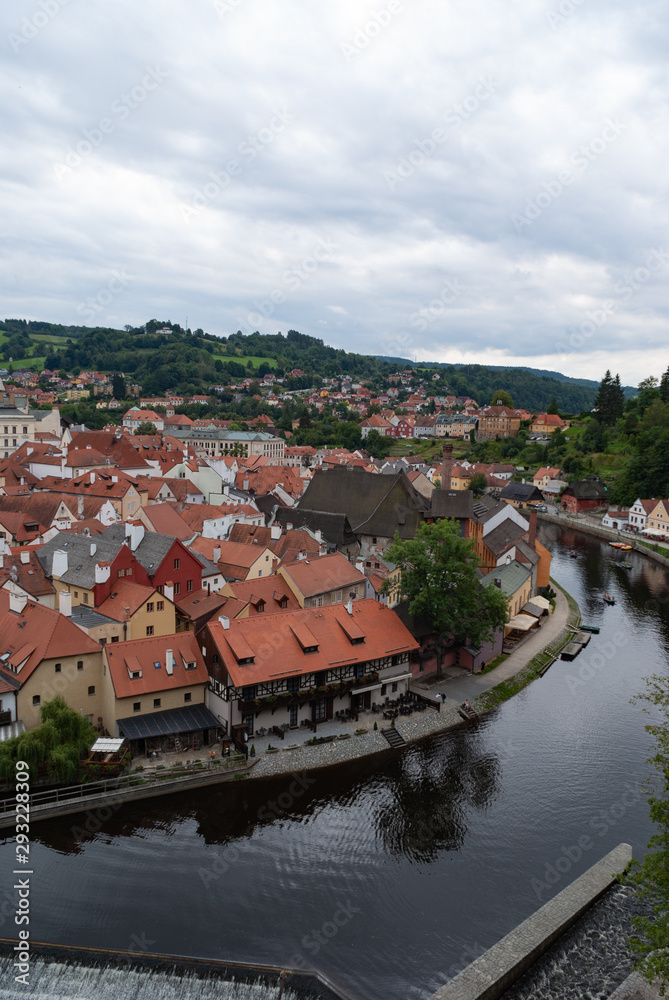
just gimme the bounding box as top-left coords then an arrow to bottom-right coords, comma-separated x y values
95,561 -> 111,584
9,592 -> 28,615
270,524 -> 282,540
243,478 -> 249,491
58,589 -> 72,617
218,615 -> 230,630
355,558 -> 365,574
345,598 -> 353,616
0,555 -> 3,570
78,495 -> 84,516
528,509 -> 537,548
20,550 -> 30,565
90,542 -> 97,556
90,471 -> 95,484
441,443 -> 453,490
494,578 -> 501,588
286,522 -> 293,531
163,581 -> 174,603
52,549 -> 68,577
213,546 -> 221,563
125,519 -> 144,551
166,649 -> 174,675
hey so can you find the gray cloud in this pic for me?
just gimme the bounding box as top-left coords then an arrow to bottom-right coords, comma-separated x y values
1,0 -> 668,382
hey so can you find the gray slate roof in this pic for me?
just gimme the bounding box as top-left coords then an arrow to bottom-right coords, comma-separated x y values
484,519 -> 527,556
431,490 -> 475,520
298,466 -> 429,539
499,482 -> 544,503
101,523 -> 176,573
37,532 -> 126,589
481,560 -> 531,596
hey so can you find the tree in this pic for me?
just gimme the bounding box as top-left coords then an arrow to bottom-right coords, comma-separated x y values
490,389 -> 513,408
547,396 -> 559,414
627,675 -> 669,991
385,519 -> 508,669
468,472 -> 488,497
112,373 -> 125,400
660,367 -> 669,404
0,696 -> 97,784
136,421 -> 158,434
594,370 -> 625,425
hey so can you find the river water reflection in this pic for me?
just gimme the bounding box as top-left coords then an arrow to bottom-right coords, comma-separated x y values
1,525 -> 668,1000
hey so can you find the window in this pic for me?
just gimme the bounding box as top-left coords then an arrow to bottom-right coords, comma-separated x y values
146,602 -> 154,613
313,698 -> 327,722
381,684 -> 387,696
173,558 -> 180,569
100,637 -> 107,645
133,702 -> 141,712
187,579 -> 193,593
289,705 -> 298,727
55,663 -> 61,673
242,685 -> 257,700
111,635 -> 119,643
174,582 -> 181,595
83,592 -> 88,604
88,685 -> 95,696
153,698 -> 161,708
146,625 -> 154,637
33,695 -> 40,706
77,660 -> 84,670
157,601 -> 164,611
279,598 -> 287,609
184,692 -> 192,703
391,682 -> 398,693
74,591 -> 79,599
287,676 -> 300,693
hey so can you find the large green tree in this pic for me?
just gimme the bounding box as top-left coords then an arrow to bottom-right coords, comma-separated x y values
594,370 -> 625,425
385,518 -> 508,651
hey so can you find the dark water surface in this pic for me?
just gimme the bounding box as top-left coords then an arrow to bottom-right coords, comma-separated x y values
1,525 -> 667,1000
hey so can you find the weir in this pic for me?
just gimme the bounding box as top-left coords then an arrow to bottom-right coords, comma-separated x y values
0,942 -> 350,1000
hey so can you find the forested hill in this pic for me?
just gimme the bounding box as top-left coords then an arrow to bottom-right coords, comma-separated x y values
2,318 -> 599,411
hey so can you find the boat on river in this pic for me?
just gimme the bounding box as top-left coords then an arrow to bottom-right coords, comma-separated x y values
618,561 -> 632,569
610,542 -> 632,550
580,624 -> 600,633
561,631 -> 592,660
569,549 -> 578,558
603,593 -> 616,604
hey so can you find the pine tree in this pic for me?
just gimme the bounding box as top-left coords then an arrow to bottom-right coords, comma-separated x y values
661,366 -> 669,403
594,370 -> 623,425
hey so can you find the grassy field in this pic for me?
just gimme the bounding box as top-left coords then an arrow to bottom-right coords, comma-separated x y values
213,354 -> 278,369
9,356 -> 47,370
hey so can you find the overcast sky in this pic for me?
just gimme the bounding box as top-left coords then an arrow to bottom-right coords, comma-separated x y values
2,0 -> 667,384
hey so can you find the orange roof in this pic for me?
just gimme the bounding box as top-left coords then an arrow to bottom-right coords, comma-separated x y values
280,551 -> 365,598
206,599 -> 418,686
223,575 -> 300,614
0,591 -> 100,684
141,503 -> 193,541
104,631 -> 208,698
98,580 -> 162,620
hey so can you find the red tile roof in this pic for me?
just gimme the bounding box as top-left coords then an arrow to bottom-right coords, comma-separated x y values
280,551 -> 365,598
206,599 -> 418,686
104,631 -> 208,698
0,590 -> 100,684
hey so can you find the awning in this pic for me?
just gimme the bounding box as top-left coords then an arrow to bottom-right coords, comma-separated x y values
351,672 -> 413,696
118,703 -> 220,741
505,613 -> 537,632
521,601 -> 545,618
530,595 -> 551,611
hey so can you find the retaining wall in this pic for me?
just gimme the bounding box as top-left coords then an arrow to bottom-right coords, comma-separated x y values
429,843 -> 632,1000
539,513 -> 669,569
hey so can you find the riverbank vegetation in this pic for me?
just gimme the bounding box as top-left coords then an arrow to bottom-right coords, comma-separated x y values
628,674 -> 669,992
0,697 -> 97,785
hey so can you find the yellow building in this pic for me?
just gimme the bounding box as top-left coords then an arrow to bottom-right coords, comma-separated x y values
98,580 -> 176,639
646,500 -> 669,537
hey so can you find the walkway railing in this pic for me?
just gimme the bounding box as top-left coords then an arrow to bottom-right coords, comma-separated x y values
0,757 -> 248,816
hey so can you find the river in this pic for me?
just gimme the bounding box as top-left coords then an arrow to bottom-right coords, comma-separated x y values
1,524 -> 667,1000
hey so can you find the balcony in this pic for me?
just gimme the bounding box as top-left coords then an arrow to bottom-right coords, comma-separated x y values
237,674 -> 379,714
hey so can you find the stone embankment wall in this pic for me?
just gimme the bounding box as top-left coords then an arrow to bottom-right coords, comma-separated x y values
539,513 -> 669,570
429,843 -> 632,1000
